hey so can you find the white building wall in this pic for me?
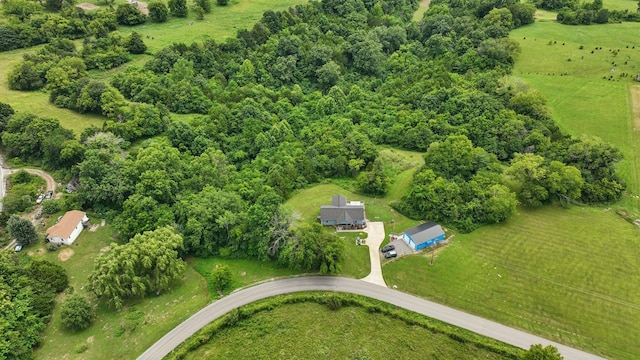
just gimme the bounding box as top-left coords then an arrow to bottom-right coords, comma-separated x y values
66,223 -> 83,245
49,236 -> 65,245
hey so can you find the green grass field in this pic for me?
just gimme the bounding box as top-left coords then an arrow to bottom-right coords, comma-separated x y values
0,0 -> 309,134
384,205 -> 640,359
603,0 -> 637,11
183,301 -> 514,359
413,0 -> 429,21
189,256 -> 303,297
0,47 -> 105,136
30,219 -> 210,360
110,0 -> 310,53
510,20 -> 640,212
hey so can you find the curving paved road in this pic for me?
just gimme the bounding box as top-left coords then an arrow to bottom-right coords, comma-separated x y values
138,276 -> 604,360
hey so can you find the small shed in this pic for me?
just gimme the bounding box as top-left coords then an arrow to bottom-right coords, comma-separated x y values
402,222 -> 445,251
46,210 -> 89,245
319,195 -> 366,228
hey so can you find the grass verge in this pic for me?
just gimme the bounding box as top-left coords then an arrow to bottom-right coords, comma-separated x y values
189,256 -> 303,298
167,292 -> 522,360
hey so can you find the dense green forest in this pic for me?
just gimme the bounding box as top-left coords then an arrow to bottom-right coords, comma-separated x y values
0,0 -> 625,332
0,252 -> 68,359
3,0 -> 624,242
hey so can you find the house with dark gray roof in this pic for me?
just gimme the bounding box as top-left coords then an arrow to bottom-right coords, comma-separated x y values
401,221 -> 445,251
319,195 -> 366,228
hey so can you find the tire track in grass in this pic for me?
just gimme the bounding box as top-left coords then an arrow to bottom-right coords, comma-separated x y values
626,84 -> 640,206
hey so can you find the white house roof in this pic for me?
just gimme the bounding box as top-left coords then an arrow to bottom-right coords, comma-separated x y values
46,210 -> 86,239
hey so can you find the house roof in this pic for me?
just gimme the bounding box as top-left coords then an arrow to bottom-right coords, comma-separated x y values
320,195 -> 365,222
46,210 -> 86,239
404,221 -> 444,245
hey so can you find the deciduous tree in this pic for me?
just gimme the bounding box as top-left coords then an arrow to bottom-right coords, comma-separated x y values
210,264 -> 231,292
148,0 -> 169,22
89,227 -> 186,309
60,295 -> 96,331
7,215 -> 38,246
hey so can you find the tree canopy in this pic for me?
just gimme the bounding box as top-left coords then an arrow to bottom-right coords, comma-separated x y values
89,227 -> 186,309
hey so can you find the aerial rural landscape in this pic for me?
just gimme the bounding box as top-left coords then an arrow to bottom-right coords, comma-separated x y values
0,0 -> 638,359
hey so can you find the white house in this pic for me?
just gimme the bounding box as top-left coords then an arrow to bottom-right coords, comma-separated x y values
46,210 -> 88,245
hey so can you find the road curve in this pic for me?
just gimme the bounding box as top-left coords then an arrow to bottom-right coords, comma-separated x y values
138,277 -> 604,360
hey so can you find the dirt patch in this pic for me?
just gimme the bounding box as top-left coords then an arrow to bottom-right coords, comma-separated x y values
100,246 -> 110,253
86,336 -> 94,343
240,271 -> 246,277
76,2 -> 99,10
420,0 -> 430,6
136,1 -> 149,15
631,85 -> 640,130
89,224 -> 99,232
58,248 -> 74,261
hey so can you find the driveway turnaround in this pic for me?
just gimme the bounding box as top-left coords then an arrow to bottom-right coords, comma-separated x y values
359,221 -> 386,286
138,277 -> 604,360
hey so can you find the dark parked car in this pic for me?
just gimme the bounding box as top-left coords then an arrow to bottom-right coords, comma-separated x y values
384,250 -> 397,259
381,244 -> 395,253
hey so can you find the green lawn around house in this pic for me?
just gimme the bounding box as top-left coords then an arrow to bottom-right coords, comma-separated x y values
31,220 -> 209,360
189,256 -> 303,298
384,205 -> 640,360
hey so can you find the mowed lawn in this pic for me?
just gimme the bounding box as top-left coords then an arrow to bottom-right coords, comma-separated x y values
31,219 -> 210,360
183,301 -> 513,360
510,21 -> 640,211
384,205 -> 640,360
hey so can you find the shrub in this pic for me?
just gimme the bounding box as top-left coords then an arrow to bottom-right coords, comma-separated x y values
46,242 -> 59,251
148,1 -> 169,22
41,199 -> 61,214
168,0 -> 187,17
116,4 -> 147,26
60,295 -> 96,331
210,264 -> 232,292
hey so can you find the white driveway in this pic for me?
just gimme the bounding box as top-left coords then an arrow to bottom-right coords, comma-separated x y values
360,221 -> 387,287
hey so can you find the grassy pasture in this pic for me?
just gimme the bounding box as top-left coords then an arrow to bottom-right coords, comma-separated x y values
112,0 -> 310,53
0,47 -> 105,136
603,0 -> 637,11
384,205 -> 640,359
183,301 -> 514,360
510,21 -> 640,211
0,0 -> 309,133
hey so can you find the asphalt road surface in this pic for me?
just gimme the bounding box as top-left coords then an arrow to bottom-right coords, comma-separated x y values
138,276 -> 604,360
